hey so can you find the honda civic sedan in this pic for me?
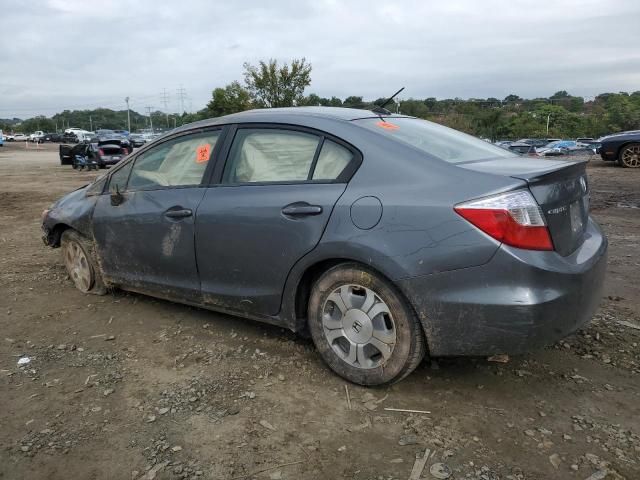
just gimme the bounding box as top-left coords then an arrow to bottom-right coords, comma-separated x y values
42,107 -> 607,385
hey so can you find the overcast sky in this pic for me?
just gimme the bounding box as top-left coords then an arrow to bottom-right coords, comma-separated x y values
1,0 -> 639,118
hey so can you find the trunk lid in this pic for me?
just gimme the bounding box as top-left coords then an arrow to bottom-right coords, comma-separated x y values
458,158 -> 589,256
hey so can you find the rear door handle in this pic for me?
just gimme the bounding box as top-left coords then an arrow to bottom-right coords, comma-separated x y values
282,203 -> 323,217
164,208 -> 192,219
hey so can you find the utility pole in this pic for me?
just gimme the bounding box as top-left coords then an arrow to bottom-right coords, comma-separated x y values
89,115 -> 93,131
160,88 -> 170,127
176,85 -> 187,114
125,97 -> 131,133
145,106 -> 154,131
546,114 -> 551,135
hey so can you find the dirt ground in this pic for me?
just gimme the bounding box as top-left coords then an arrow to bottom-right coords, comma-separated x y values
1,141 -> 639,480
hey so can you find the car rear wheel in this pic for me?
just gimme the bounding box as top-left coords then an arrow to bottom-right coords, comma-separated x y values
61,230 -> 106,295
620,143 -> 640,168
308,263 -> 426,385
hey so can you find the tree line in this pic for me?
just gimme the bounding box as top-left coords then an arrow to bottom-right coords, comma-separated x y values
3,58 -> 639,140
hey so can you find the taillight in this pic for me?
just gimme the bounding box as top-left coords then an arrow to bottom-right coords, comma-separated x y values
98,148 -> 105,156
454,190 -> 553,251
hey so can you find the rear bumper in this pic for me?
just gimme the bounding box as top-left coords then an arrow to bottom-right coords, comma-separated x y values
398,218 -> 608,356
98,158 -> 122,166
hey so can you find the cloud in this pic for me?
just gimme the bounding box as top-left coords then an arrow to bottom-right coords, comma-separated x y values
1,0 -> 639,117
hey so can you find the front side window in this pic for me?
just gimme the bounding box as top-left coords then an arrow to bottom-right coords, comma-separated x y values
127,130 -> 221,191
223,129 -> 320,183
108,161 -> 133,194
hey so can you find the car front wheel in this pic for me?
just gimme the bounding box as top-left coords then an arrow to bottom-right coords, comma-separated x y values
308,263 -> 426,385
61,230 -> 106,295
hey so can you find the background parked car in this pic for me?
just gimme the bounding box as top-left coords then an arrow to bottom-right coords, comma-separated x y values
42,132 -> 62,142
507,142 -> 537,155
59,140 -> 128,168
536,140 -> 578,156
129,134 -> 146,148
0,129 -> 3,147
10,133 -> 29,142
517,138 -> 549,148
60,132 -> 79,143
599,130 -> 640,168
30,131 -> 45,142
495,140 -> 512,149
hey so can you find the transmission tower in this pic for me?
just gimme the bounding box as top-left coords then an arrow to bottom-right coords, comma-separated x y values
145,106 -> 154,131
176,85 -> 187,114
160,88 -> 171,127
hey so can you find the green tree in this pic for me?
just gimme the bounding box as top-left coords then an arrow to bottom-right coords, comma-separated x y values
205,81 -> 252,117
343,96 -> 365,109
243,58 -> 312,108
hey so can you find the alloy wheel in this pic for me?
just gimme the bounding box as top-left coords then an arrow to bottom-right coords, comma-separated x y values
322,284 -> 396,369
621,145 -> 640,168
63,241 -> 92,292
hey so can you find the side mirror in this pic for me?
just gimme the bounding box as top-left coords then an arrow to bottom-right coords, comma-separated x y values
110,184 -> 124,206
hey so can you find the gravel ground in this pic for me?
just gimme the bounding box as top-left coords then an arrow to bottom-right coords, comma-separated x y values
0,142 -> 638,480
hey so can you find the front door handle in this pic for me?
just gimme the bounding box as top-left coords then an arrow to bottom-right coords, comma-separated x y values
164,208 -> 192,219
282,203 -> 323,217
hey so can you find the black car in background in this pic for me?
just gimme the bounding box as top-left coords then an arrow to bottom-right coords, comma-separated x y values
42,133 -> 62,142
507,142 -> 537,155
59,140 -> 129,168
517,138 -> 549,148
129,134 -> 146,148
599,130 -> 640,168
61,132 -> 79,143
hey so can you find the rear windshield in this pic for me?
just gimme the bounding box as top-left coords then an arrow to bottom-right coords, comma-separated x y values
355,117 -> 516,163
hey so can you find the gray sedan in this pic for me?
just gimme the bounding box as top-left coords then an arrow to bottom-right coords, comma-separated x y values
42,107 -> 607,385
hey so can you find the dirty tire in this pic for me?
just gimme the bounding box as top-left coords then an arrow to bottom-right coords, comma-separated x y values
308,263 -> 426,386
619,143 -> 640,168
60,229 -> 107,295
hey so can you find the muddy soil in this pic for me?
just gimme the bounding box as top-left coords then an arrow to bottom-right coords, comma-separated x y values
1,142 -> 638,480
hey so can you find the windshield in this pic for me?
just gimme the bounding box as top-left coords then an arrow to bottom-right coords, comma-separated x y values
355,117 -> 517,163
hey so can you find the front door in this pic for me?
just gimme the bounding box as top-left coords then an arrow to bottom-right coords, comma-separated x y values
195,126 -> 358,316
92,129 -> 222,300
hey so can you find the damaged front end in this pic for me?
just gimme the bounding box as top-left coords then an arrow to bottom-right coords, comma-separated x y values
42,178 -> 106,247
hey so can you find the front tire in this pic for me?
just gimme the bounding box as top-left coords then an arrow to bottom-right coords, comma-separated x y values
61,230 -> 106,295
308,263 -> 426,386
619,143 -> 640,168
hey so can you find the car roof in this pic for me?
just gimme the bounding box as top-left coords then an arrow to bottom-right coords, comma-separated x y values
172,107 -> 402,133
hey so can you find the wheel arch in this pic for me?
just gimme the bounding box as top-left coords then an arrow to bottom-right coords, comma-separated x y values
287,256 -> 417,335
47,222 -> 73,247
616,141 -> 640,160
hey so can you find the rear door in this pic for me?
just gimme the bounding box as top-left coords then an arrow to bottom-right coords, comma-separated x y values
195,125 -> 360,316
92,129 -> 223,300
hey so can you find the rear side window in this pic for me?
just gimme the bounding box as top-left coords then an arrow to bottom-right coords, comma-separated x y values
355,117 -> 517,163
223,129 -> 320,183
127,130 -> 220,191
312,140 -> 353,180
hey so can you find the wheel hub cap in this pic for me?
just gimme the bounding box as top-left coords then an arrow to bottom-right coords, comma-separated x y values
342,309 -> 373,344
622,146 -> 640,167
64,241 -> 92,292
322,284 -> 396,369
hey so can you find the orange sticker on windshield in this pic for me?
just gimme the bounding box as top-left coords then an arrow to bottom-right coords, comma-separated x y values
195,144 -> 211,163
376,121 -> 399,130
